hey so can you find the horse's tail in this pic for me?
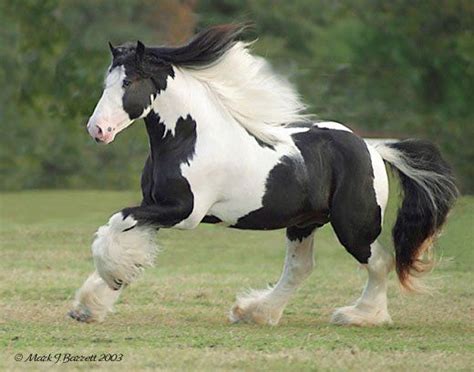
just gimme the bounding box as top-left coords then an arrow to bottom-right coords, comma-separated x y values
374,139 -> 458,291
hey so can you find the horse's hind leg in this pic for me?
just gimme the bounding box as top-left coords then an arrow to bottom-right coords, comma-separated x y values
230,225 -> 317,326
329,214 -> 393,326
331,240 -> 394,326
330,146 -> 394,326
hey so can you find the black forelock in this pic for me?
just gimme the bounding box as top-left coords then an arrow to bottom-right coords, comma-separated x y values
110,43 -> 139,68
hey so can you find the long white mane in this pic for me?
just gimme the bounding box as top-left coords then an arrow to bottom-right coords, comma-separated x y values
181,42 -> 309,145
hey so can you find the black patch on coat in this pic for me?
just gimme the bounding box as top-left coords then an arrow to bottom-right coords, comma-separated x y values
286,224 -> 319,242
234,127 -> 382,264
109,43 -> 175,120
122,112 -> 196,226
122,78 -> 157,120
232,154 -> 330,230
202,215 -> 222,224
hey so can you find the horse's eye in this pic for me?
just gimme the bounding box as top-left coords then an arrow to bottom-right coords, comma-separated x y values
123,80 -> 132,88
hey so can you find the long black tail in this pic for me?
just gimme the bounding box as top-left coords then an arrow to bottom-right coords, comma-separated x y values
375,139 -> 458,291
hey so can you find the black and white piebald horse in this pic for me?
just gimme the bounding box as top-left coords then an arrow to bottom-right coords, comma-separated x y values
70,25 -> 457,326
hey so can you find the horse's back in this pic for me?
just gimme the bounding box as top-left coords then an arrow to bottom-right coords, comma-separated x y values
232,124 -> 384,240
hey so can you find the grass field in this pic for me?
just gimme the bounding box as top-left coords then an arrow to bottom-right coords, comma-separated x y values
0,191 -> 473,371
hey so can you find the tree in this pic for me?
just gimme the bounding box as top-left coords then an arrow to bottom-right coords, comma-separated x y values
0,0 -> 197,189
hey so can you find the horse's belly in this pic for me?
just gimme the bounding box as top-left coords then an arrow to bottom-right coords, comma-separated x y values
207,197 -> 263,226
230,207 -> 330,230
207,194 -> 329,231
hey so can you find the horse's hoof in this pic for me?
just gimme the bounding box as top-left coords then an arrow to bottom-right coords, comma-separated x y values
229,304 -> 247,323
68,307 -> 94,323
229,290 -> 284,326
331,305 -> 392,326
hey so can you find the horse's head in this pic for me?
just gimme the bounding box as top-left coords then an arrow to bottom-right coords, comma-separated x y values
87,41 -> 174,143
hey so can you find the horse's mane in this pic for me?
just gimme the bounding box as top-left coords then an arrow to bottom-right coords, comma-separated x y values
150,24 -> 309,145
149,24 -> 244,68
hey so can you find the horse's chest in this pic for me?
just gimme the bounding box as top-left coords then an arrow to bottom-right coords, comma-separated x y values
140,154 -> 193,207
153,162 -> 190,198
142,113 -> 197,206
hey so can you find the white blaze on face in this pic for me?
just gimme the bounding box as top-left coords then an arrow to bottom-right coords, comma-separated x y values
86,66 -> 132,144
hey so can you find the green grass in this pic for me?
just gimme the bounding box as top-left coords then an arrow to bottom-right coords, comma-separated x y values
0,191 -> 473,371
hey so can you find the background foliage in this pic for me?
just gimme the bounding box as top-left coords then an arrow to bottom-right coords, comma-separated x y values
1,0 -> 473,192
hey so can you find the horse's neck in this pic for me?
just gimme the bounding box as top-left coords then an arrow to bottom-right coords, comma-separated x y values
146,67 -> 264,152
144,67 -> 301,198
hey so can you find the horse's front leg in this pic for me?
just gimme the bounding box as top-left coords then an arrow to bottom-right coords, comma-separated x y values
69,271 -> 122,323
69,202 -> 196,323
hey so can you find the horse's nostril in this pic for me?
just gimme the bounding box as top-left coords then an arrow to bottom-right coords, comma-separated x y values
96,125 -> 103,135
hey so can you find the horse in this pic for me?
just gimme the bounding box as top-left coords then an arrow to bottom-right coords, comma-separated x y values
69,24 -> 457,326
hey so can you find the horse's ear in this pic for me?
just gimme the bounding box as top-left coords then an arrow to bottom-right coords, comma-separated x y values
136,40 -> 145,64
108,41 -> 118,58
